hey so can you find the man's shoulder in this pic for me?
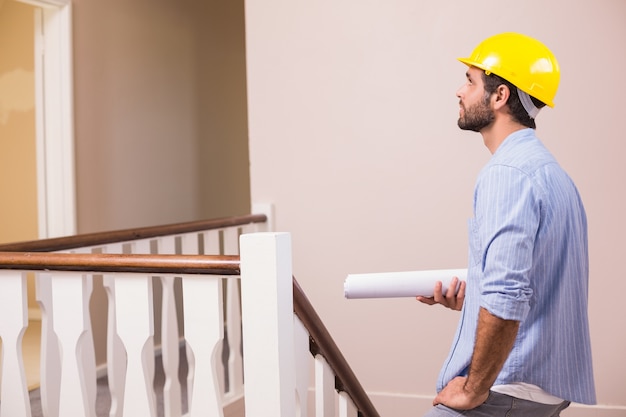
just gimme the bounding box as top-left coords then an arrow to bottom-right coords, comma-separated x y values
490,134 -> 556,174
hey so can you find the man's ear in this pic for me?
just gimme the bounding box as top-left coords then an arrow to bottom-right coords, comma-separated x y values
492,84 -> 510,110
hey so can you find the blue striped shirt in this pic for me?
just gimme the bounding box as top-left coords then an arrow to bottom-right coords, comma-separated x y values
437,128 -> 596,405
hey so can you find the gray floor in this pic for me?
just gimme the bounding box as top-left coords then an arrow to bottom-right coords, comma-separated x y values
29,348 -> 189,417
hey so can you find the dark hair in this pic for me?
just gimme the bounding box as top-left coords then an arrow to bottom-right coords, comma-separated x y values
482,72 -> 546,129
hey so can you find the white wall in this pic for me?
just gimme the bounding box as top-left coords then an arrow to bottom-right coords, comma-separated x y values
245,0 -> 626,415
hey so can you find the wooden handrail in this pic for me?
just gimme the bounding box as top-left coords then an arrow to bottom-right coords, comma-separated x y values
0,252 -> 240,275
0,213 -> 267,253
293,277 -> 380,417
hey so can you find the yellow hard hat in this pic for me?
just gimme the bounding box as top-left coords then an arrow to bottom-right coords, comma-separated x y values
458,32 -> 560,107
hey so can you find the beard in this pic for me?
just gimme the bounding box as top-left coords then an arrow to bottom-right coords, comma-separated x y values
457,96 -> 494,132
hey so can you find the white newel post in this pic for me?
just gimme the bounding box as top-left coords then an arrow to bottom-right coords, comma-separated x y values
240,232 -> 296,417
0,271 -> 32,417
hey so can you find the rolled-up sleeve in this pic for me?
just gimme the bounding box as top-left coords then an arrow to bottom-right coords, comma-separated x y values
473,164 -> 540,322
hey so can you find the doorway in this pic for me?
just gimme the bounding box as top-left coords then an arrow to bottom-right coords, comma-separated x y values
1,0 -> 75,240
0,0 -> 75,390
1,0 -> 77,243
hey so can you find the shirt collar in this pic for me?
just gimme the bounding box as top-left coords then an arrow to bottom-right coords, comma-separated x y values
492,128 -> 536,157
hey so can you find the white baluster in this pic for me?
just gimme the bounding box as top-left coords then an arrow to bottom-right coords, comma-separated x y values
102,273 -> 127,417
131,239 -> 152,254
115,273 -> 157,417
223,227 -> 239,256
202,230 -> 220,254
315,355 -> 335,417
180,232 -> 199,255
182,274 -> 225,417
160,275 -> 182,417
339,392 -> 357,417
0,271 -> 32,417
294,316 -> 310,417
104,243 -> 124,255
71,247 -> 93,254
223,227 -> 243,400
224,277 -> 243,400
158,236 -> 182,417
51,273 -> 96,417
36,272 -> 61,417
101,243 -> 126,417
159,235 -> 177,254
240,232 -> 296,417
69,248 -> 98,416
201,230 -> 226,398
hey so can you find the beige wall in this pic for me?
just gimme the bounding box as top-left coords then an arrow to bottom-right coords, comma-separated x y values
73,0 -> 250,234
0,0 -> 38,245
245,0 -> 626,415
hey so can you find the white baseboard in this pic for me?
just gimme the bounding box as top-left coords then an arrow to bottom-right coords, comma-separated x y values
565,403 -> 626,417
367,392 -> 626,417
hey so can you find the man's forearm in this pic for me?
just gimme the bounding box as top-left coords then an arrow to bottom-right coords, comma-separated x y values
465,307 -> 520,396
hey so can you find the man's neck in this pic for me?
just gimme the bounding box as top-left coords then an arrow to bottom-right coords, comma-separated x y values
480,120 -> 527,154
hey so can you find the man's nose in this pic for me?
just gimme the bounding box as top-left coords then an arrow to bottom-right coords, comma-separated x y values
456,85 -> 465,98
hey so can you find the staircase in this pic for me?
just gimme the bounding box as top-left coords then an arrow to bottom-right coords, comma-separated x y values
0,214 -> 380,417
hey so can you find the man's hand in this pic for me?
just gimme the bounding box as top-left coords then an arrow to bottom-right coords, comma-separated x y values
417,276 -> 466,311
433,376 -> 489,410
434,309 -> 520,410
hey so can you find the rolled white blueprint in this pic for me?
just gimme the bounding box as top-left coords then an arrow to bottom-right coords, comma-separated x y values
344,268 -> 467,299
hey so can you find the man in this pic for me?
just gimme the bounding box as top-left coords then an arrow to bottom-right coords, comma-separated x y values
418,32 -> 596,416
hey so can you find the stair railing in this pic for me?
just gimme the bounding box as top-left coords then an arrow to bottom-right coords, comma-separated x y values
0,214 -> 266,417
0,216 -> 380,417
